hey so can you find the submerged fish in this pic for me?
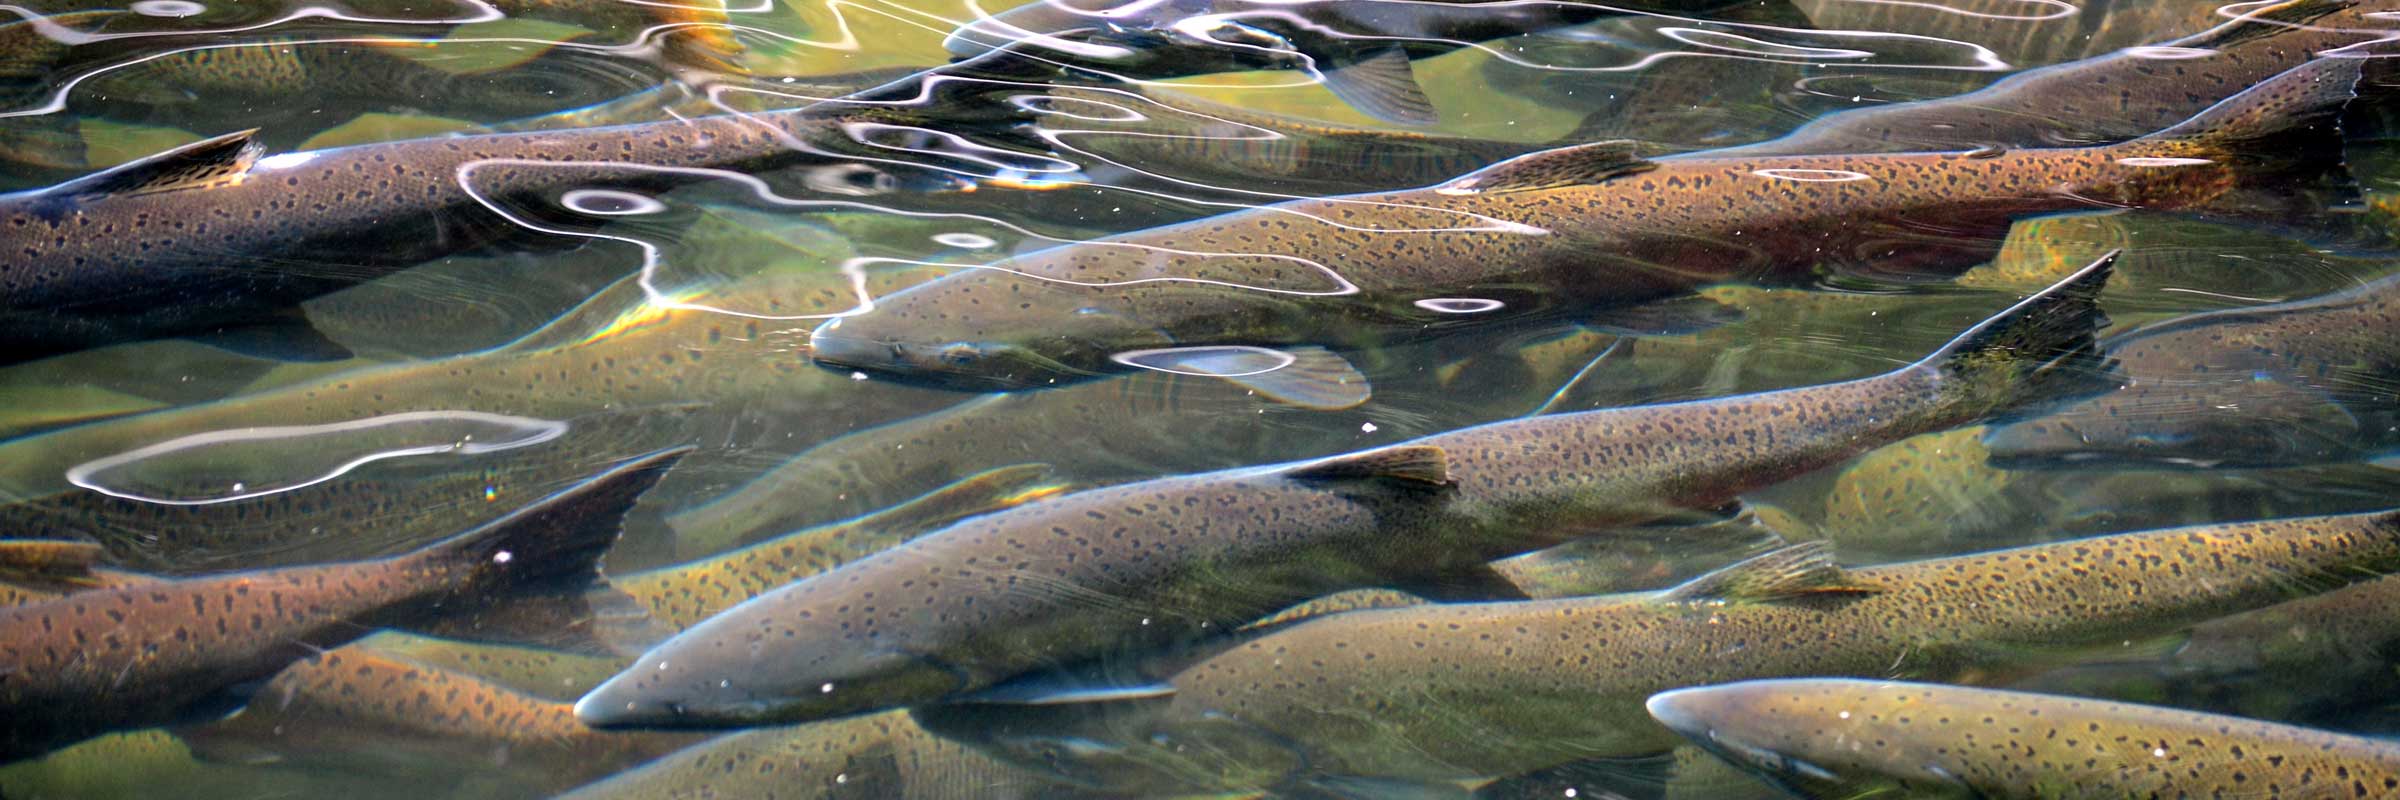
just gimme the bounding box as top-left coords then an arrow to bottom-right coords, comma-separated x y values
0,263 -> 962,571
176,646 -> 704,794
614,464 -> 1068,641
1650,678 -> 2400,799
574,253 -> 2114,729
0,52 -> 1010,363
1717,0 -> 2389,157
1985,269 -> 2400,470
921,509 -> 2400,795
810,56 -> 2357,396
0,447 -> 682,762
940,0 -> 1810,125
555,710 -> 1081,800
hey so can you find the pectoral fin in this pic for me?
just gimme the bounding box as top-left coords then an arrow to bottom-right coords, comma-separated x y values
1658,541 -> 1882,605
0,539 -> 109,591
49,127 -> 262,199
1119,345 -> 1373,410
1395,563 -> 1531,602
1319,46 -> 1439,126
1286,444 -> 1452,488
1581,296 -> 1745,337
1440,140 -> 1659,195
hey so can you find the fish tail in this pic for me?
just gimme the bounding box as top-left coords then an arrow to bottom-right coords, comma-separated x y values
1916,251 -> 2117,424
2127,56 -> 2388,248
397,447 -> 689,653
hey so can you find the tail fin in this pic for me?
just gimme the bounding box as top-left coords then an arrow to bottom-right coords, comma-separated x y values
2131,56 -> 2374,243
1915,251 -> 2117,422
398,447 -> 688,651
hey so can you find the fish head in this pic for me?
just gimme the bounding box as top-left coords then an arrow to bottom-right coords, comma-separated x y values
943,1 -> 1308,76
1982,372 -> 2374,471
574,618 -> 969,729
809,268 -> 1178,392
1646,681 -> 1932,798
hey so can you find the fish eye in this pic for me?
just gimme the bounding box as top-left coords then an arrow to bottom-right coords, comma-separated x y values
939,343 -> 985,366
1169,16 -> 1290,51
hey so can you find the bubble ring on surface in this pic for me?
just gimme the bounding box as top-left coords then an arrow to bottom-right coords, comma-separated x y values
129,0 -> 207,17
1414,298 -> 1505,314
562,189 -> 668,216
934,232 -> 999,249
1008,94 -> 1147,122
1751,168 -> 1873,182
1110,346 -> 1295,378
66,411 -> 569,506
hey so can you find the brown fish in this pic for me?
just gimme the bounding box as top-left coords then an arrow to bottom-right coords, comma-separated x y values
0,447 -> 682,762
555,709 -> 1085,800
1720,0 -> 2389,157
575,252 -> 2114,729
809,56 -> 2359,395
1650,678 -> 2400,799
175,646 -> 704,794
920,509 -> 2400,795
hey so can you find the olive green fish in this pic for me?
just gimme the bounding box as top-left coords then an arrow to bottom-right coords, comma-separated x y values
1650,678 -> 2400,799
1986,268 -> 2400,470
809,56 -> 2358,396
574,251 -> 2115,730
175,646 -> 704,795
668,327 -> 1620,550
0,262 -> 964,571
920,508 -> 2400,795
347,632 -> 625,700
0,447 -> 682,762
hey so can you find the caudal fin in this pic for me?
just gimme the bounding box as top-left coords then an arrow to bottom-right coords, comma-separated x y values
1916,251 -> 2117,423
398,447 -> 689,651
2131,56 -> 2375,244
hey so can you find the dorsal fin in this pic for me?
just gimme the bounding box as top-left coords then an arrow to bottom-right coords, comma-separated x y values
1658,541 -> 1882,604
0,539 -> 110,590
1438,140 -> 1657,196
48,128 -> 263,199
1285,444 -> 1452,488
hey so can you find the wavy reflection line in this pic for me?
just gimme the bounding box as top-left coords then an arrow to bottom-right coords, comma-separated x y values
0,1 -> 504,45
64,410 -> 569,506
0,26 -> 743,118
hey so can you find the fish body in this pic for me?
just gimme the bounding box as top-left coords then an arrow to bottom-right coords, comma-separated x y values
926,509 -> 2400,794
554,710 -> 1080,800
809,56 -> 2355,393
1649,678 -> 2400,799
1717,0 -> 2385,157
0,448 -> 682,762
176,647 -> 703,793
0,267 -> 962,571
1984,270 -> 2400,469
575,253 -> 2115,729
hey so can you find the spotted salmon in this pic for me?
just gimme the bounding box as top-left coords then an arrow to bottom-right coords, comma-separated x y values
554,710 -> 1084,800
175,646 -> 704,794
809,56 -> 2361,398
0,447 -> 682,762
919,508 -> 2400,795
1718,0 -> 2389,157
1986,269 -> 2400,469
1650,678 -> 2400,799
574,252 -> 2115,730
